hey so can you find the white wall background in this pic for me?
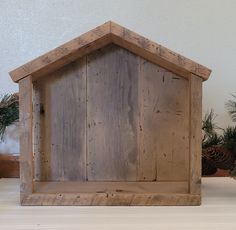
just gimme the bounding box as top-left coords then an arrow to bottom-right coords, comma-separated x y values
1,0 -> 236,153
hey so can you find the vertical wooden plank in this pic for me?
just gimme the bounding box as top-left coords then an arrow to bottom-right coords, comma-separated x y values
19,76 -> 33,203
32,83 -> 41,180
138,60 -> 190,181
35,79 -> 51,180
50,58 -> 86,181
33,81 -> 50,181
87,44 -> 139,181
137,58 -> 157,181
35,57 -> 87,181
189,74 -> 202,195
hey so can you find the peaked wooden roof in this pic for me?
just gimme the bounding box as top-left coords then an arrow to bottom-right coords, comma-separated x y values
10,21 -> 211,83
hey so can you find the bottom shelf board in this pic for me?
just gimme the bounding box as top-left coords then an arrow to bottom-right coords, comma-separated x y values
21,181 -> 200,206
34,181 -> 189,194
21,193 -> 200,206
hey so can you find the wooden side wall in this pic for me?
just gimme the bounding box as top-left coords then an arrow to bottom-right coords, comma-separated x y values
19,76 -> 33,202
33,44 -> 190,183
189,74 -> 202,195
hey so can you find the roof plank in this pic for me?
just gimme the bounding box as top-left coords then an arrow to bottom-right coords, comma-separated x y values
9,21 -> 211,82
110,21 -> 211,80
10,21 -> 111,82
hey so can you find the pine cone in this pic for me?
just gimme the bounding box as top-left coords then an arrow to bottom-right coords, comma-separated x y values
202,145 -> 235,170
202,156 -> 217,175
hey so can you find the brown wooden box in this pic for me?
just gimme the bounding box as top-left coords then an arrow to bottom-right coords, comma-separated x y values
0,154 -> 19,178
9,21 -> 211,206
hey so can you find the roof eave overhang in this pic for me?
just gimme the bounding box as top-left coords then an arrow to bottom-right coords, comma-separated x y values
9,21 -> 211,83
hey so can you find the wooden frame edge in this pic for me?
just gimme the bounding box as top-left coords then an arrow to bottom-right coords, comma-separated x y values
10,22 -> 112,83
110,21 -> 211,80
19,75 -> 34,204
17,44 -> 203,207
189,74 -> 202,195
21,193 -> 201,206
10,21 -> 211,83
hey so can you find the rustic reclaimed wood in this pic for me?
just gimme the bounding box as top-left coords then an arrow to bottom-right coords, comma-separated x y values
189,74 -> 202,195
30,45 -> 192,182
34,181 -> 188,194
138,59 -> 190,181
21,193 -> 200,206
9,21 -> 211,83
34,58 -> 87,181
32,81 -> 43,180
110,22 -> 211,80
19,76 -> 33,203
11,22 -> 211,206
87,45 -> 139,181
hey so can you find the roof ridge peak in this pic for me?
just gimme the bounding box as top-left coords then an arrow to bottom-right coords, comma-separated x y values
10,21 -> 211,83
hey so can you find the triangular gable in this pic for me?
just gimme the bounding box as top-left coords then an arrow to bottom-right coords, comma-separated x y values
9,21 -> 211,83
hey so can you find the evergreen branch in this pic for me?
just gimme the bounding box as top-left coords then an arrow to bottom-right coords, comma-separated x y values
225,93 -> 236,122
0,93 -> 19,141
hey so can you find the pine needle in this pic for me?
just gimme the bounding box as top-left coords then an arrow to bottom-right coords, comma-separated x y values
202,109 -> 222,148
225,93 -> 236,122
0,93 -> 19,141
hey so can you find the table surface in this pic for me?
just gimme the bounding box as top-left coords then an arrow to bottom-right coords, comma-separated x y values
0,178 -> 236,230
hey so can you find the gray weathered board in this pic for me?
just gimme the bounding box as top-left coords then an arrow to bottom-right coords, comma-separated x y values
33,44 -> 189,182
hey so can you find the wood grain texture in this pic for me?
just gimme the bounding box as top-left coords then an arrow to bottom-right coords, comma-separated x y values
21,193 -> 200,206
189,74 -> 202,195
19,76 -> 33,203
16,41 -> 204,205
33,44 -> 191,184
138,60 -> 190,181
0,154 -> 19,178
87,45 -> 139,181
9,21 -> 211,83
32,82 -> 42,180
34,58 -> 87,181
34,181 -> 188,194
110,21 -> 211,80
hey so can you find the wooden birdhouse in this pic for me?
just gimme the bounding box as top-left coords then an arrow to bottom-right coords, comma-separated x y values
10,21 -> 211,206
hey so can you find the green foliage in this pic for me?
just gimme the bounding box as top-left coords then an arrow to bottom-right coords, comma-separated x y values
0,94 -> 19,141
202,110 -> 236,177
202,133 -> 222,149
224,93 -> 236,161
225,93 -> 236,122
202,109 -> 222,149
222,126 -> 236,159
202,109 -> 218,135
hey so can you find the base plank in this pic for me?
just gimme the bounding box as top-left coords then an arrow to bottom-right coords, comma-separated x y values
21,193 -> 200,206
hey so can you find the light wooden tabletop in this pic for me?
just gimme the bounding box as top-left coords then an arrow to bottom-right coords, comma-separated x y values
0,177 -> 236,230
